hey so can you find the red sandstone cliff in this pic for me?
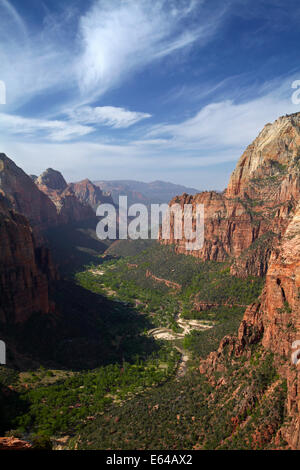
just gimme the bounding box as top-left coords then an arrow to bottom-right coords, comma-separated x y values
0,157 -> 111,326
68,179 -> 114,211
36,169 -> 96,224
199,202 -> 300,449
0,154 -> 58,241
0,157 -> 114,326
0,156 -> 60,324
161,113 -> 300,277
0,198 -> 57,324
159,113 -> 300,448
260,203 -> 300,448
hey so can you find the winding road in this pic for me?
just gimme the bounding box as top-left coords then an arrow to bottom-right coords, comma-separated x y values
148,311 -> 213,378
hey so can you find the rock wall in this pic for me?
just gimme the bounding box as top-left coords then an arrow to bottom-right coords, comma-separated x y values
0,199 -> 57,324
68,179 -> 114,212
160,113 -> 300,277
199,203 -> 300,448
0,155 -> 112,326
36,170 -> 96,225
0,154 -> 58,242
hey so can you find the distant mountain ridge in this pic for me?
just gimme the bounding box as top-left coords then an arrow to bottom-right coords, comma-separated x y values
68,179 -> 114,211
94,179 -> 200,207
35,169 -> 95,225
0,155 -> 112,324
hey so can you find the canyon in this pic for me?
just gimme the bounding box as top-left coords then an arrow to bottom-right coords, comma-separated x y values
0,154 -> 114,325
161,112 -> 300,277
194,114 -> 300,449
0,111 -> 300,449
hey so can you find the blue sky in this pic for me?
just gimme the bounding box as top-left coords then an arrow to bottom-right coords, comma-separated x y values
1,0 -> 300,189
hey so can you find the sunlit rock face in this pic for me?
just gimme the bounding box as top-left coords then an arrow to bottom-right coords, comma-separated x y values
36,170 -> 96,224
0,154 -> 58,241
199,203 -> 300,449
36,168 -> 68,192
67,179 -> 114,212
161,112 -> 300,277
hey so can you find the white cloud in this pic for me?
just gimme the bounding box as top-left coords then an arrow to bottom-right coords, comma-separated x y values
69,106 -> 151,128
0,113 -> 94,141
0,0 -> 27,35
0,104 -> 151,143
147,80 -> 300,151
76,0 -> 220,100
1,0 -> 299,190
2,75 -> 300,190
0,0 -> 224,138
0,0 -> 222,112
0,1 -> 75,112
1,77 -> 300,186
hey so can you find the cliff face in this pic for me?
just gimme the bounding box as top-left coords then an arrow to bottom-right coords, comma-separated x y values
36,168 -> 67,192
68,179 -> 114,212
261,202 -> 300,356
0,157 -> 61,326
36,170 -> 96,224
0,198 -> 56,324
159,113 -> 300,448
199,202 -> 300,449
0,156 -> 108,326
161,113 -> 300,277
260,203 -> 300,449
0,154 -> 58,239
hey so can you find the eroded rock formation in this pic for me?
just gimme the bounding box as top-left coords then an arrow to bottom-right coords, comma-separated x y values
159,112 -> 300,448
68,179 -> 114,212
36,169 -> 96,224
199,202 -> 300,449
161,113 -> 300,277
0,198 -> 57,324
0,154 -> 58,240
37,168 -> 68,192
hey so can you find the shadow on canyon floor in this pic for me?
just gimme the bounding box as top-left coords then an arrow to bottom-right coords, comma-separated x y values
45,218 -> 110,276
0,279 -> 158,372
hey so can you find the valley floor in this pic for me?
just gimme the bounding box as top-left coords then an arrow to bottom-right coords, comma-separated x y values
0,244 -> 267,450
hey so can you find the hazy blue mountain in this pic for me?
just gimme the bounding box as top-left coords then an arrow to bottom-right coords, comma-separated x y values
94,180 -> 200,206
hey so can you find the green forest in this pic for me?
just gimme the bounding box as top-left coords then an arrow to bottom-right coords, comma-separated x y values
0,243 -> 266,449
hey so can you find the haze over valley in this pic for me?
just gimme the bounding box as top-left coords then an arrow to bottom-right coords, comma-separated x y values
0,0 -> 300,453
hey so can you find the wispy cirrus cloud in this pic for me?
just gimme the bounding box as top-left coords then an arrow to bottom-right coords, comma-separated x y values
147,77 -> 300,152
76,0 -> 219,100
2,75 -> 300,189
0,0 -> 27,35
1,0 -> 300,190
68,106 -> 152,128
0,0 -> 74,112
0,0 -> 222,113
0,113 -> 94,142
0,105 -> 150,141
0,0 -> 225,139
